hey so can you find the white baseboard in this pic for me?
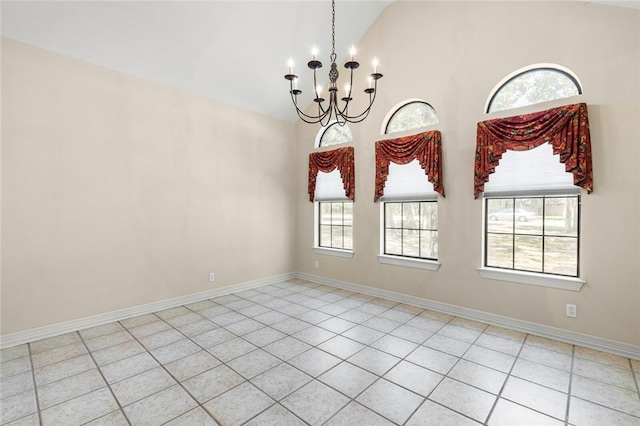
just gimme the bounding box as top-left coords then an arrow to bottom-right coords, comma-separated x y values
4,270 -> 638,361
0,272 -> 295,349
297,272 -> 640,361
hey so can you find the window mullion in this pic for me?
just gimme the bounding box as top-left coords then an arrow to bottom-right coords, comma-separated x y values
400,203 -> 405,256
341,202 -> 345,249
512,200 -> 516,269
541,196 -> 546,273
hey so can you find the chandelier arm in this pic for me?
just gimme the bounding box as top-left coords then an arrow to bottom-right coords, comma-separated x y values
335,92 -> 376,123
341,79 -> 380,122
311,67 -> 331,118
297,111 -> 331,125
289,92 -> 334,123
315,100 -> 330,117
295,104 -> 332,123
335,68 -> 356,118
319,113 -> 333,128
295,104 -> 332,124
333,112 -> 347,127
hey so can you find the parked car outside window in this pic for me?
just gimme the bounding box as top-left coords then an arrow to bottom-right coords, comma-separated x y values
489,209 -> 534,222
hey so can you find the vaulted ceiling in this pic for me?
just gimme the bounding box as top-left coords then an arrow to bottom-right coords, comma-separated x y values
1,1 -> 392,123
2,1 -> 636,123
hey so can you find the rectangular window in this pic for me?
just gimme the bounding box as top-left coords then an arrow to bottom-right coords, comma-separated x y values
485,195 -> 579,277
383,201 -> 437,260
318,201 -> 353,250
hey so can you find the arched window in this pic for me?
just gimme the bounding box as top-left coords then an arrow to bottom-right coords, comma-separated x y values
316,121 -> 352,148
486,65 -> 582,113
378,100 -> 441,269
384,100 -> 438,135
479,65 -> 589,285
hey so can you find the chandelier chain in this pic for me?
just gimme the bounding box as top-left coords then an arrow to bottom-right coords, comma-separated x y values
331,0 -> 336,62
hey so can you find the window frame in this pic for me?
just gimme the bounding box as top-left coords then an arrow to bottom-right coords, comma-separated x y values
378,200 -> 440,271
314,201 -> 354,258
479,193 -> 585,291
383,200 -> 438,260
483,194 -> 581,277
485,65 -> 583,114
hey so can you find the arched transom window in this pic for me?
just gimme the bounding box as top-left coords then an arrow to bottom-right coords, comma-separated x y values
486,65 -> 582,113
316,121 -> 352,148
385,100 -> 438,135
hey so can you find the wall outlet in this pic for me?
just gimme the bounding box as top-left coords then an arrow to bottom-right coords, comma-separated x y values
566,304 -> 577,318
314,260 -> 320,269
209,273 -> 215,282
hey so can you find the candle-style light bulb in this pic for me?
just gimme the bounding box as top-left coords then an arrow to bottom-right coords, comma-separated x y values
372,57 -> 379,74
344,84 -> 351,94
367,76 -> 373,89
287,59 -> 294,75
311,46 -> 319,61
349,46 -> 357,61
316,85 -> 323,97
293,78 -> 298,90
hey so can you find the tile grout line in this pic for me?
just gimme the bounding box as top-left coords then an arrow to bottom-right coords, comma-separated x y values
429,317 -> 495,426
121,307 -> 241,425
240,284 -> 407,425
482,329 -> 527,425
181,303 -> 299,425
192,284 -> 345,425
565,344 -> 576,426
397,314 -> 460,426
156,284 -> 336,424
279,287 -> 500,425
77,330 -> 133,426
316,306 -> 422,426
632,358 -> 640,403
26,342 -> 43,426
325,297 -> 470,425
235,284 -> 367,425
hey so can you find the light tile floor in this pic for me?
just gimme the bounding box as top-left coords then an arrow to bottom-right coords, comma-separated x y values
1,279 -> 639,425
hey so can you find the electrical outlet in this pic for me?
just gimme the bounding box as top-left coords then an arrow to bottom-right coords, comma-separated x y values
209,273 -> 215,282
314,261 -> 320,269
566,304 -> 577,318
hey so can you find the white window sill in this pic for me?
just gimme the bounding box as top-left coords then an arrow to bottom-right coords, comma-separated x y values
478,267 -> 585,291
378,255 -> 440,271
313,247 -> 354,259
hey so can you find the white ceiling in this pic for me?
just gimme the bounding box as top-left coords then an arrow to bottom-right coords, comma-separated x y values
2,1 -> 637,123
1,1 -> 392,123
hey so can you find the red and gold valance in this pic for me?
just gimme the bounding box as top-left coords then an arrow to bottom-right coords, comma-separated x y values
374,130 -> 444,201
474,103 -> 593,199
308,146 -> 355,202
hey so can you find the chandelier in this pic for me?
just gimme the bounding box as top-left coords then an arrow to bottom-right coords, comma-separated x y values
284,0 -> 383,126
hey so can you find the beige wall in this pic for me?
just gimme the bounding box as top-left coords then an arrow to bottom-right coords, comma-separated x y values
294,2 -> 640,345
2,1 -> 638,347
1,38 -> 296,334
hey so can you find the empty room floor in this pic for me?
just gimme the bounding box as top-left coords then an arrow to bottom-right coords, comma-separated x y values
1,279 -> 639,425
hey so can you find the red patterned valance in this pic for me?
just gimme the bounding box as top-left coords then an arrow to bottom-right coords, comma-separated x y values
308,146 -> 355,202
375,131 -> 444,202
474,103 -> 593,199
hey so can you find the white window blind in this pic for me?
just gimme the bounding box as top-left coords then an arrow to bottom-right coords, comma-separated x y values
382,159 -> 437,200
315,169 -> 348,201
484,143 -> 576,196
